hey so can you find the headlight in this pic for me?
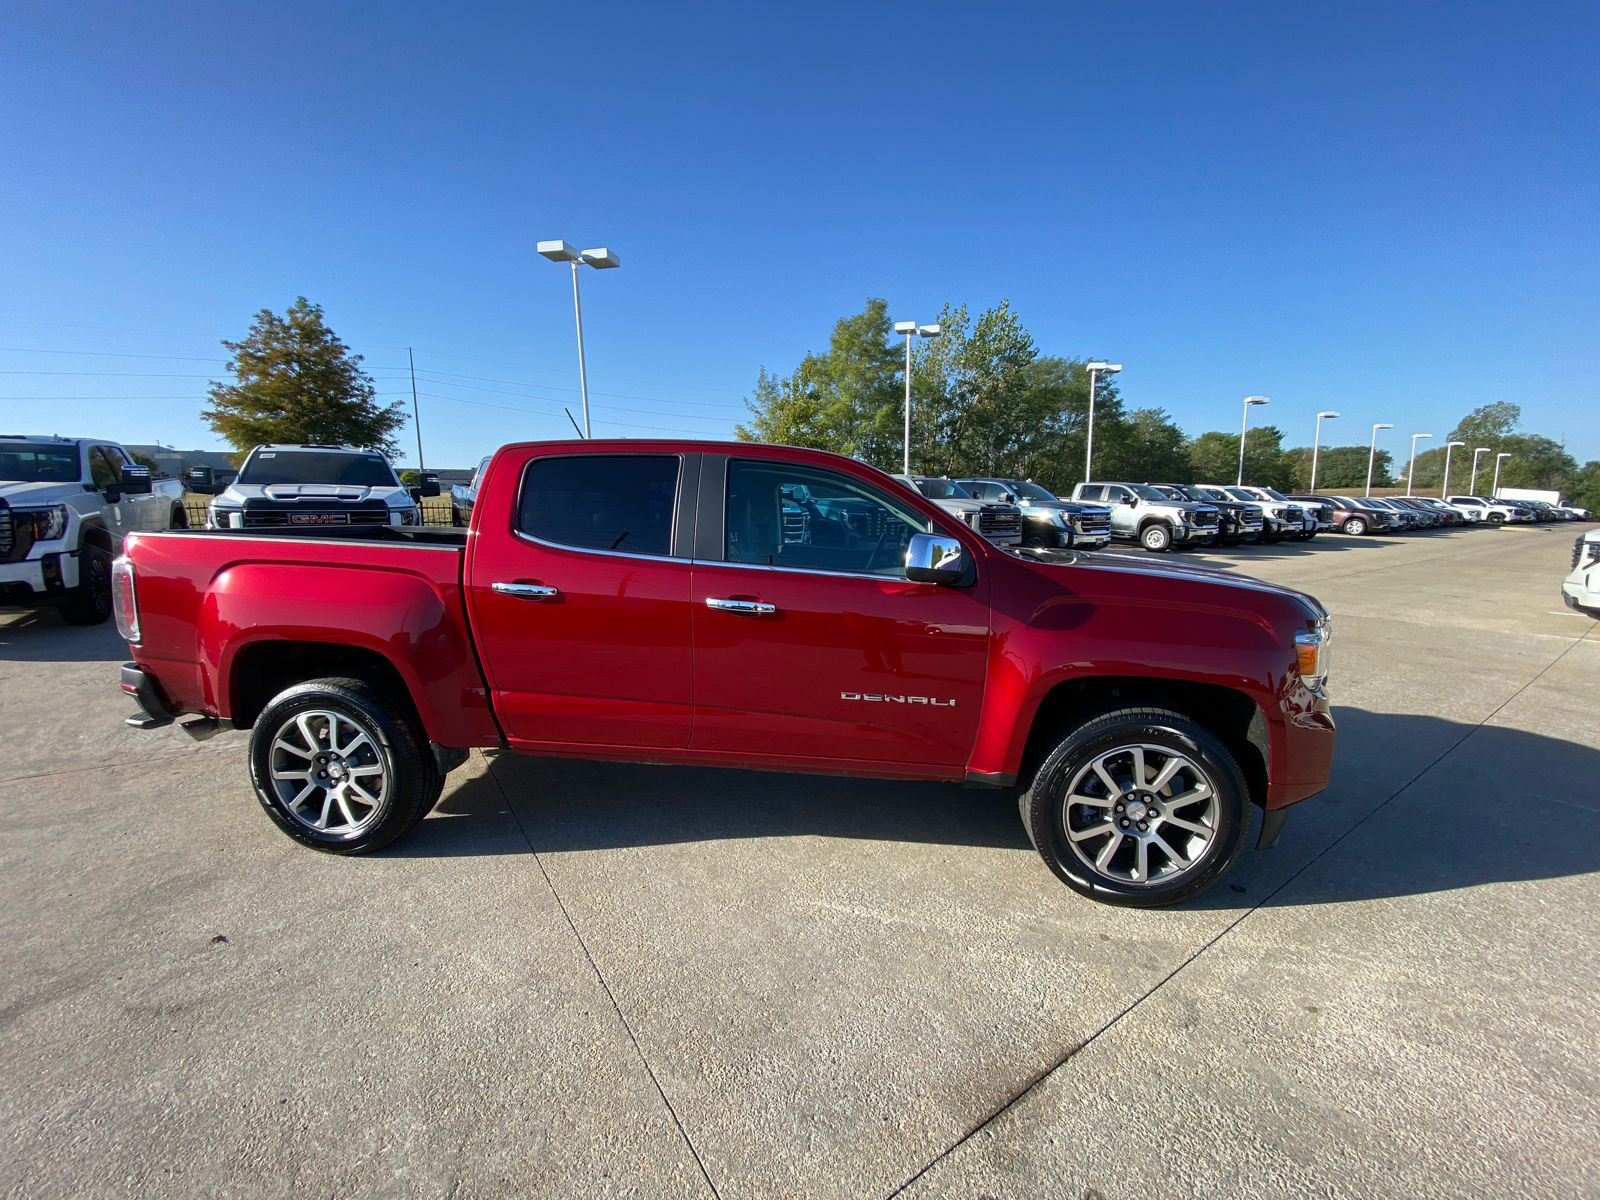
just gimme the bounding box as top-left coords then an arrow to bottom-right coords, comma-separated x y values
1048,509 -> 1070,527
14,505 -> 69,542
1294,623 -> 1331,694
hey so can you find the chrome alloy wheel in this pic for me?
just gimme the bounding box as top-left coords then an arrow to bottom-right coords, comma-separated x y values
268,709 -> 389,836
1060,743 -> 1218,886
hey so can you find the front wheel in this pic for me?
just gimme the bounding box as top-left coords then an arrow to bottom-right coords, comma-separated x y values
1018,707 -> 1251,907
249,677 -> 438,854
1140,523 -> 1173,552
1342,516 -> 1367,535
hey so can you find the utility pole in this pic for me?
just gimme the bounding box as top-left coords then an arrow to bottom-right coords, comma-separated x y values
409,347 -> 425,470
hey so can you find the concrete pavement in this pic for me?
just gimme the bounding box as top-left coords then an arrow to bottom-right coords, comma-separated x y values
1,522 -> 1594,1198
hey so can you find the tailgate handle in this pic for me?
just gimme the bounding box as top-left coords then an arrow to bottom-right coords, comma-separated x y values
492,582 -> 560,601
706,597 -> 776,615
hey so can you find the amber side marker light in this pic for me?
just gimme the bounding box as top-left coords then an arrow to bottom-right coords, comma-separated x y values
1294,629 -> 1325,684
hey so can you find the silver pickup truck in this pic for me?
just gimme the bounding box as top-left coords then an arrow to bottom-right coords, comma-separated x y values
0,434 -> 186,623
1071,481 -> 1221,552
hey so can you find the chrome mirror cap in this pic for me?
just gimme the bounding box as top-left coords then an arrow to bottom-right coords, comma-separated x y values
905,533 -> 966,585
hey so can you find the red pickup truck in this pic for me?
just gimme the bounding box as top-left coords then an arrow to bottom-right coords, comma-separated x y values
113,440 -> 1334,907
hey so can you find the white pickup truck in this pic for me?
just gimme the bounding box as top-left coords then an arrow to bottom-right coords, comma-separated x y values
206,444 -> 433,530
0,435 -> 187,624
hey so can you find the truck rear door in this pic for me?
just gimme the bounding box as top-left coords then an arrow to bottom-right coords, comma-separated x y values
688,454 -> 989,766
465,450 -> 697,749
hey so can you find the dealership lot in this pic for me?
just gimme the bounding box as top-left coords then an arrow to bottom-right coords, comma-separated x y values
1,524 -> 1596,1198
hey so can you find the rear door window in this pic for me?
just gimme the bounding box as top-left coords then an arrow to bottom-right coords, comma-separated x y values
518,454 -> 680,558
726,459 -> 930,577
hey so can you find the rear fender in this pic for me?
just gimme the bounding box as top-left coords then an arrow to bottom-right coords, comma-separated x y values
200,562 -> 487,745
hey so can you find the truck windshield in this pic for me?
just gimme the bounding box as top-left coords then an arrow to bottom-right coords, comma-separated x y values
1255,487 -> 1291,502
0,443 -> 80,483
1129,484 -> 1171,501
1008,481 -> 1058,502
237,451 -> 399,487
915,479 -> 975,500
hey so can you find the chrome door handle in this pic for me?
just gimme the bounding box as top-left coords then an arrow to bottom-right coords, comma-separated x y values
492,582 -> 561,601
706,597 -> 776,615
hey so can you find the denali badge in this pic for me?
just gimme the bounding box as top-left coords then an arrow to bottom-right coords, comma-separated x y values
840,692 -> 956,707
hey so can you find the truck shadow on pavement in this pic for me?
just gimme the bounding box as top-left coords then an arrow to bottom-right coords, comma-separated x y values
388,706 -> 1600,909
0,610 -> 128,664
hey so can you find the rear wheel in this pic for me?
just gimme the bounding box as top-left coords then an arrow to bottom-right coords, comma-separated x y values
1140,523 -> 1173,552
249,677 -> 438,854
1018,707 -> 1251,907
1342,516 -> 1367,535
60,544 -> 113,625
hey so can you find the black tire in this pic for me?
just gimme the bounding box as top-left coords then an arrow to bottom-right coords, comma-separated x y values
1342,516 -> 1367,535
60,544 -> 113,625
1140,523 -> 1173,553
1017,707 -> 1251,908
248,677 -> 439,855
170,503 -> 189,529
1023,532 -> 1052,548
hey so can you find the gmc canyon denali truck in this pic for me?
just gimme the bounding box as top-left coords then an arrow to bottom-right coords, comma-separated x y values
1,435 -> 186,623
114,440 -> 1335,908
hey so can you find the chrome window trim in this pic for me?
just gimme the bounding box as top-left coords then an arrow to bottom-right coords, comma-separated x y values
511,527 -> 688,565
697,556 -> 918,583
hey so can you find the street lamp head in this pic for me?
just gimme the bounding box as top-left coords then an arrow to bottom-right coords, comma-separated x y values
1496,452 -> 1511,460
1447,440 -> 1465,448
1477,447 -> 1492,452
1088,362 -> 1122,373
537,239 -> 581,263
1317,411 -> 1340,419
1373,423 -> 1394,431
1414,433 -> 1434,440
1244,396 -> 1269,406
918,324 -> 942,338
580,247 -> 621,269
893,321 -> 917,335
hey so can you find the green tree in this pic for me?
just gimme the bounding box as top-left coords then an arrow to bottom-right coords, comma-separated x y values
1095,407 -> 1193,484
736,298 -> 902,464
203,298 -> 405,458
1188,426 -> 1293,489
1570,461 -> 1600,513
1284,444 -> 1393,490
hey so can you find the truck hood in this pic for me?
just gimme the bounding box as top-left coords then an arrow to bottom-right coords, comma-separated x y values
1016,547 -> 1326,620
218,483 -> 408,506
0,480 -> 81,506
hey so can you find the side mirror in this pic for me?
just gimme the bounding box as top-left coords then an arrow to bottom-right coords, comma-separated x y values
119,465 -> 153,496
419,471 -> 441,498
905,533 -> 967,586
1001,492 -> 1016,503
1124,496 -> 1138,506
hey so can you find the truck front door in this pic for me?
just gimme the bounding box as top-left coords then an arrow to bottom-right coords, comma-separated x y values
466,451 -> 696,749
689,455 -> 989,767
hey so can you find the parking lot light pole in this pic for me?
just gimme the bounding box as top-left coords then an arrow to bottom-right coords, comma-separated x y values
1084,362 -> 1122,483
536,240 -> 621,438
1405,434 -> 1433,496
895,321 -> 942,476
1309,411 -> 1340,494
1365,423 -> 1394,496
1237,396 -> 1270,485
1470,447 -> 1492,494
1441,440 -> 1465,499
1492,452 -> 1512,496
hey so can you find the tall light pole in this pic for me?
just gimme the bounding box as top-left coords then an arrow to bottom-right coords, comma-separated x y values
1440,440 -> 1465,499
1470,447 -> 1492,494
1084,362 -> 1122,483
1365,423 -> 1393,496
536,240 -> 621,438
894,320 -> 942,476
1309,411 -> 1340,494
1405,434 -> 1433,496
408,347 -> 424,470
1492,452 -> 1512,496
1237,396 -> 1270,485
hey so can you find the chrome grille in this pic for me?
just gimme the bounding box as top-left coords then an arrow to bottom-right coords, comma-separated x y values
0,507 -> 12,561
242,510 -> 390,527
1283,506 -> 1304,521
1193,510 -> 1220,528
1074,513 -> 1111,533
781,506 -> 808,544
977,511 -> 1022,536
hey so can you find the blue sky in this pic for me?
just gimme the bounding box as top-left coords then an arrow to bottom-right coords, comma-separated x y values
1,2 -> 1595,469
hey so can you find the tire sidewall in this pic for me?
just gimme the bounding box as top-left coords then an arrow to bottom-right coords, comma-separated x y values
61,543 -> 113,625
248,679 -> 434,854
1022,710 -> 1250,907
1344,517 -> 1366,535
1141,523 -> 1172,552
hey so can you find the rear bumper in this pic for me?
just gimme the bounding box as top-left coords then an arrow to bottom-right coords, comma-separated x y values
120,662 -> 177,729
